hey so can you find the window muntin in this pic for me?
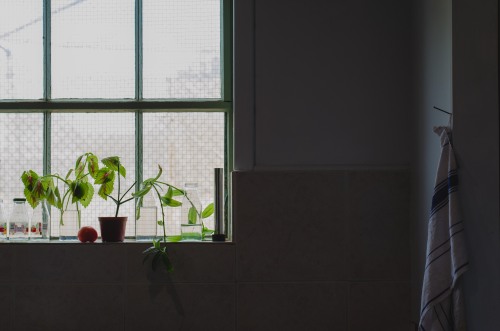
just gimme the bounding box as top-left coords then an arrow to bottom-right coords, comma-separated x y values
0,0 -> 231,239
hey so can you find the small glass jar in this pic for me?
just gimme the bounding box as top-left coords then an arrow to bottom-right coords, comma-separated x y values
30,201 -> 50,240
9,198 -> 30,240
180,183 -> 202,241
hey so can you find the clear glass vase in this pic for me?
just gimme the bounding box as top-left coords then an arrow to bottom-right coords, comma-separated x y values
59,207 -> 80,241
135,194 -> 158,241
180,183 -> 202,241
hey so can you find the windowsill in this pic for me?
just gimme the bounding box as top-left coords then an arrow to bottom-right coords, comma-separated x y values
1,238 -> 233,244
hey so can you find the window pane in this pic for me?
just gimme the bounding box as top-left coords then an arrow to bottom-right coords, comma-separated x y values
143,0 -> 221,99
51,113 -> 136,237
143,112 -> 225,236
0,1 -> 43,99
0,113 -> 43,216
51,0 -> 135,99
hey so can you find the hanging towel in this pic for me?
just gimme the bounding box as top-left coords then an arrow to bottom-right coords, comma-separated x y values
419,126 -> 469,331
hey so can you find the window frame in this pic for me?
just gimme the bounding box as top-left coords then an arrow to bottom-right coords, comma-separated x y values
0,0 -> 233,240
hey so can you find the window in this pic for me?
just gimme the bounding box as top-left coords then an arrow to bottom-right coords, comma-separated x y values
0,0 -> 232,239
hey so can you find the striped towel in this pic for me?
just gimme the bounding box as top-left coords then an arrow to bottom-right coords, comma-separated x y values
419,126 -> 469,331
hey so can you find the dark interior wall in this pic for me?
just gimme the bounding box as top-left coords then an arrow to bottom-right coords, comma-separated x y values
236,0 -> 413,168
453,0 -> 500,329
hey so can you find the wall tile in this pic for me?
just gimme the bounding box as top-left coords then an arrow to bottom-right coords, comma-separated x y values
347,170 -> 410,280
234,171 -> 348,281
237,282 -> 348,331
0,285 -> 13,331
126,243 -> 235,283
348,281 -> 411,331
125,283 -> 235,331
13,284 -> 124,331
13,244 -> 126,283
0,245 -> 12,282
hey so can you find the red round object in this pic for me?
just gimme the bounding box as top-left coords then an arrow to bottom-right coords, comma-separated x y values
78,226 -> 98,243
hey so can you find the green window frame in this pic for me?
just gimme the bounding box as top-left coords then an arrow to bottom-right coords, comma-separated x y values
0,0 -> 233,239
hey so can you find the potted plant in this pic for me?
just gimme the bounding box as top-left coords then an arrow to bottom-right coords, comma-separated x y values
85,155 -> 136,242
135,165 -> 215,272
21,153 -> 96,239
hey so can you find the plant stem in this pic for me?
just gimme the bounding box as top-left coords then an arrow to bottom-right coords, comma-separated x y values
153,186 -> 167,243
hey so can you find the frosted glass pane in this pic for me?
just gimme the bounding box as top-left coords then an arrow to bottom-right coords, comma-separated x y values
143,0 -> 221,99
143,112 -> 225,236
51,113 -> 135,237
0,114 -> 43,215
0,1 -> 43,99
51,0 -> 135,99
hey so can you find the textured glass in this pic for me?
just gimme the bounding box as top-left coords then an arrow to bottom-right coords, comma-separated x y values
143,0 -> 221,99
0,113 -> 43,218
51,113 -> 135,237
0,1 -> 43,99
51,0 -> 135,98
143,112 -> 224,236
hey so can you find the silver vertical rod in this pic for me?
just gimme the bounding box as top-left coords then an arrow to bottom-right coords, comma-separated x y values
213,168 -> 225,241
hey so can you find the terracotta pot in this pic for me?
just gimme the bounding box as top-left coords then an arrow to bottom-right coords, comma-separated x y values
98,216 -> 127,242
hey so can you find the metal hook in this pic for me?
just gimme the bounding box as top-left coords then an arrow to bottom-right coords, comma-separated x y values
433,106 -> 452,116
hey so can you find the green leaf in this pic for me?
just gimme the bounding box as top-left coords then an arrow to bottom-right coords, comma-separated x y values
165,187 -> 174,199
80,183 -> 94,208
157,220 -> 164,226
70,181 -> 86,201
46,187 -> 57,206
98,180 -> 114,200
75,154 -> 84,171
143,246 -> 158,255
171,188 -> 184,196
94,168 -> 115,184
24,188 -> 38,208
153,239 -> 161,249
87,154 -> 99,179
160,196 -> 182,207
132,186 -> 151,198
54,186 -> 63,210
21,170 -> 39,191
102,156 -> 126,178
188,207 -> 198,224
31,180 -> 46,200
65,168 -> 74,180
201,203 -> 215,219
143,165 -> 162,186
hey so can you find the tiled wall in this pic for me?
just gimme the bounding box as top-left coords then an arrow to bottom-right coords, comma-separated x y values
0,170 -> 411,331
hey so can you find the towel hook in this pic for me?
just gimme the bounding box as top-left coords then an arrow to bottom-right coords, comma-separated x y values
433,106 -> 452,115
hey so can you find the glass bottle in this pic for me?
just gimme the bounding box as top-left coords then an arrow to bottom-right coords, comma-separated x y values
30,201 -> 50,240
0,200 -> 7,241
135,193 -> 158,241
180,183 -> 202,241
9,198 -> 30,240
